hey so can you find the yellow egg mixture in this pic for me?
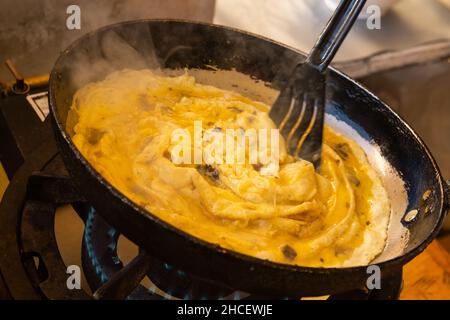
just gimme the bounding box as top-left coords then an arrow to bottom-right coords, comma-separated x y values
69,69 -> 390,267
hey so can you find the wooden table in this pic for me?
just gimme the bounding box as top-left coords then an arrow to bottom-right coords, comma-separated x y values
401,240 -> 450,299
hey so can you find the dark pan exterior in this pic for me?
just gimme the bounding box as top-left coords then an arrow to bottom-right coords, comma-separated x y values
49,20 -> 449,297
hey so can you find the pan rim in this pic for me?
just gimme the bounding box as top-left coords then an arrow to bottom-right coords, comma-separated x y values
49,18 -> 447,276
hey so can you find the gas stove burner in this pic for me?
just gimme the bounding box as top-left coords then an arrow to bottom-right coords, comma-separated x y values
0,141 -> 402,300
81,207 -> 240,300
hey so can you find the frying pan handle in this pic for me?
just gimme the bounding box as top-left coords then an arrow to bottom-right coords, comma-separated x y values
306,0 -> 366,73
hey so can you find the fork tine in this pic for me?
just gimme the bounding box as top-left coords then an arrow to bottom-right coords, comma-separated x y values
285,95 -> 307,148
295,99 -> 318,157
284,94 -> 311,154
279,95 -> 305,138
278,94 -> 296,133
269,86 -> 294,128
297,98 -> 325,168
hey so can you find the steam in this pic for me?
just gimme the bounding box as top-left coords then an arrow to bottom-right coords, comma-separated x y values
68,26 -> 162,91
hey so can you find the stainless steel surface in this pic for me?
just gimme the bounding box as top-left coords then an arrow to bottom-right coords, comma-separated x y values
334,39 -> 450,78
214,0 -> 450,63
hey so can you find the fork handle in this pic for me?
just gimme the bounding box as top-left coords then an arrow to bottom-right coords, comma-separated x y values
306,0 -> 367,73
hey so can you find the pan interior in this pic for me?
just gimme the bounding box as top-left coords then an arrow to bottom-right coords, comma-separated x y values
167,68 -> 410,264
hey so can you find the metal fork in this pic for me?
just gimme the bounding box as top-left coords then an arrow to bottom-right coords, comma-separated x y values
269,0 -> 366,169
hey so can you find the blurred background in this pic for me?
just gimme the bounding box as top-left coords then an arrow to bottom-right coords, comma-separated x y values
0,0 -> 449,80
0,0 -> 215,81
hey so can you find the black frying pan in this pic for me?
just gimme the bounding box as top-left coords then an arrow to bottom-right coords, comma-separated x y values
49,20 -> 450,297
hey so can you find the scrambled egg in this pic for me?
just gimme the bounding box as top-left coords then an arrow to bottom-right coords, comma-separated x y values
69,70 -> 390,267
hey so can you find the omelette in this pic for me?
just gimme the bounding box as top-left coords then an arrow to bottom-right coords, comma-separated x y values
69,69 -> 391,267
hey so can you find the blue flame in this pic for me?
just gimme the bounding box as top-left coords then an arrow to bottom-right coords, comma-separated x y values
163,263 -> 173,271
84,208 -> 110,284
84,207 -> 234,300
